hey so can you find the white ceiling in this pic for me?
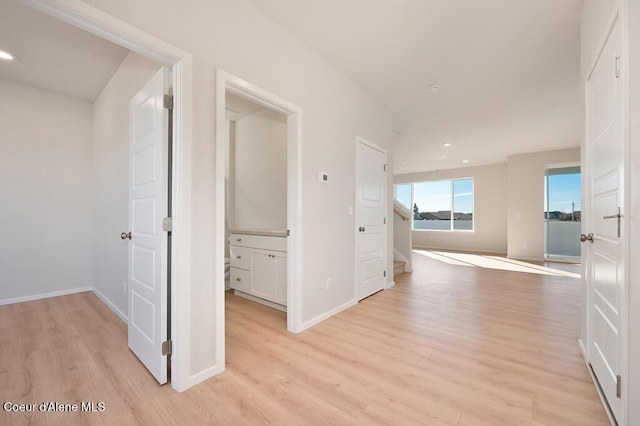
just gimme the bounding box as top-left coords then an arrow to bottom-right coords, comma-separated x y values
0,1 -> 129,102
248,0 -> 583,174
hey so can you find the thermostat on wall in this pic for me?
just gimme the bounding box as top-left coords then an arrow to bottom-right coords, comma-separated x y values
318,172 -> 328,183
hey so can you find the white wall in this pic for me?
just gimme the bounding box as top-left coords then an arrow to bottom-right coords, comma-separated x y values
92,51 -> 162,319
0,80 -> 93,302
506,148 -> 580,261
395,163 -> 508,254
233,108 -> 287,230
78,0 -> 394,383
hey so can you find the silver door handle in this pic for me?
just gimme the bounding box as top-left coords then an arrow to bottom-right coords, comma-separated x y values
580,233 -> 593,243
121,232 -> 132,240
603,207 -> 622,237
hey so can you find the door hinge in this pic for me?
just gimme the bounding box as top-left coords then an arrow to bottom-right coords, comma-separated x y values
383,217 -> 386,224
383,270 -> 386,278
617,374 -> 622,398
162,340 -> 172,356
615,55 -> 621,79
164,94 -> 174,110
287,229 -> 290,237
162,217 -> 173,232
383,164 -> 387,172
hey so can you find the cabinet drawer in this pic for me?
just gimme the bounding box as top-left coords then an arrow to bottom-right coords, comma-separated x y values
230,233 -> 251,248
230,246 -> 250,270
252,235 -> 286,252
230,267 -> 250,293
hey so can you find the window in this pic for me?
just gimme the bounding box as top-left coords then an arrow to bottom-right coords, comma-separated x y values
394,178 -> 474,231
395,183 -> 412,210
544,166 -> 581,258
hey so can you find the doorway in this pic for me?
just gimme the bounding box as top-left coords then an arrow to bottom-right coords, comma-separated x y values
544,164 -> 581,261
214,70 -> 303,370
22,0 -> 192,391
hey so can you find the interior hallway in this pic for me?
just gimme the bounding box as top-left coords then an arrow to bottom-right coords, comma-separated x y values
0,251 -> 607,425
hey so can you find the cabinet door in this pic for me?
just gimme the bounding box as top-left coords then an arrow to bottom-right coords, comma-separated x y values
250,249 -> 274,300
230,267 -> 250,293
273,251 -> 287,306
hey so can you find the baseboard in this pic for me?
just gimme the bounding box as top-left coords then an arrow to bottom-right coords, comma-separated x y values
578,339 -> 587,361
92,288 -> 128,323
385,280 -> 395,289
506,255 -> 545,263
299,298 -> 357,331
413,245 -> 508,256
0,286 -> 93,306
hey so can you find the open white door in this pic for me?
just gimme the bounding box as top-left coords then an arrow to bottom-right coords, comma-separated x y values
584,17 -> 624,422
356,137 -> 387,301
126,67 -> 170,384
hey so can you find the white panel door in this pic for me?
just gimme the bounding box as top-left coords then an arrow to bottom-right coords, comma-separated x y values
585,18 -> 623,422
127,67 -> 170,385
356,138 -> 386,301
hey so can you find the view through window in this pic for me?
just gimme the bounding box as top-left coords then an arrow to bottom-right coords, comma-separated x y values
544,166 -> 581,259
394,179 -> 474,231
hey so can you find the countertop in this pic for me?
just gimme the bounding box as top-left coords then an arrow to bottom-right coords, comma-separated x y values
229,229 -> 287,237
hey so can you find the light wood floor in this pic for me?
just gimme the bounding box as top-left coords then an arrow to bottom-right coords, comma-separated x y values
0,252 -> 608,425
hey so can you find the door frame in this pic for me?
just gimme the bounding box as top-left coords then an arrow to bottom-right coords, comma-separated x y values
582,5 -> 628,424
215,69 -> 303,352
25,0 -> 194,391
354,135 -> 388,301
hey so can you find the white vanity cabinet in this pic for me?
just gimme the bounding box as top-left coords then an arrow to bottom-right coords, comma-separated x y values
229,232 -> 287,308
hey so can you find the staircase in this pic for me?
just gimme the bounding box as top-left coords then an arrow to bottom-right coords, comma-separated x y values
393,200 -> 412,277
393,260 -> 406,277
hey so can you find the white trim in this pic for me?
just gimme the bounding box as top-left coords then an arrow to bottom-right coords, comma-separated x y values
393,248 -> 411,266
179,365 -> 225,392
0,287 -> 92,306
414,245 -> 508,256
355,136 -> 389,302
299,299 -> 357,330
24,0 -> 194,392
506,256 -> 546,263
92,288 -> 128,323
385,280 -> 395,290
578,339 -> 587,360
215,69 -> 304,374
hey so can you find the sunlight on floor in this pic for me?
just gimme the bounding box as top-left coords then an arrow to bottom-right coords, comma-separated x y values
414,250 -> 581,278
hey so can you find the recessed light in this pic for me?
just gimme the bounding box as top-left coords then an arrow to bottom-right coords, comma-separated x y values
443,142 -> 452,147
462,159 -> 469,163
0,50 -> 14,60
427,84 -> 440,94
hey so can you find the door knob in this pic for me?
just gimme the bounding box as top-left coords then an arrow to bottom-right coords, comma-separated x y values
359,226 -> 366,232
579,233 -> 593,243
121,232 -> 132,240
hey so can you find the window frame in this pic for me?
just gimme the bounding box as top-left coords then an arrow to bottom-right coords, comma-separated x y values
394,178 -> 475,232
